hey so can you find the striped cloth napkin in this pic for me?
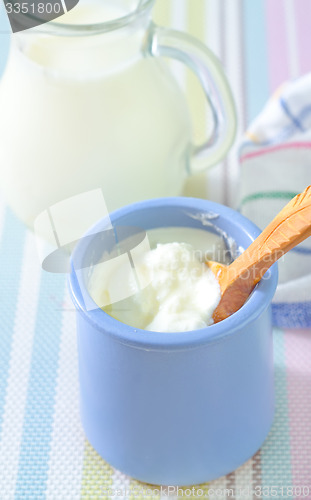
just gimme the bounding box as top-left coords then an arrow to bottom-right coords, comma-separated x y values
239,73 -> 311,329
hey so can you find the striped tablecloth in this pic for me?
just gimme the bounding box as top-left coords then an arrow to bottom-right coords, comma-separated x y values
0,1 -> 311,499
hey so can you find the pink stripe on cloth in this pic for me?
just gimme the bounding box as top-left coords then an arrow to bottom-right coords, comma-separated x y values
240,141 -> 311,163
285,329 -> 311,487
265,0 -> 290,92
295,0 -> 311,75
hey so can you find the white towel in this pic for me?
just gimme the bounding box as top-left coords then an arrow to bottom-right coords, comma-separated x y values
239,73 -> 311,328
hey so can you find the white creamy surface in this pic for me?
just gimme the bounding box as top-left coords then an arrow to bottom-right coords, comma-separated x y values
89,241 -> 221,333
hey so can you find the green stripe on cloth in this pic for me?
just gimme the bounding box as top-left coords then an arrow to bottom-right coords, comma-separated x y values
127,480 -> 210,499
80,440 -> 114,499
240,191 -> 298,207
175,483 -> 210,498
128,478 -> 162,500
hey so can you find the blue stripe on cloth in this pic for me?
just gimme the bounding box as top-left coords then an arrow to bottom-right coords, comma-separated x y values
280,97 -> 305,132
240,102 -> 311,151
14,272 -> 66,500
290,246 -> 311,255
238,122 -> 296,151
272,302 -> 311,328
243,0 -> 270,123
260,329 -> 293,488
0,209 -> 25,436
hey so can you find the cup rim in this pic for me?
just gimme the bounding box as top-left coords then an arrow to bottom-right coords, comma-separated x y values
68,197 -> 278,351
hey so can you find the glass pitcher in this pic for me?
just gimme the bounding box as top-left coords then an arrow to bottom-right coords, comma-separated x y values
0,0 -> 236,229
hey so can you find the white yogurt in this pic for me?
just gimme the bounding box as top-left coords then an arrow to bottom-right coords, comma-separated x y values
129,242 -> 220,332
89,227 -> 225,332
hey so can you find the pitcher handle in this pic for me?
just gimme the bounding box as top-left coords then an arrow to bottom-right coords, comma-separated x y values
147,24 -> 237,172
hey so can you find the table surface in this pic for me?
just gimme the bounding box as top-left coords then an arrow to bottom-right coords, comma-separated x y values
0,1 -> 311,499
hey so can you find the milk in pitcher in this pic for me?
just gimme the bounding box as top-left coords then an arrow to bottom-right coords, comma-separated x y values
0,0 -> 191,227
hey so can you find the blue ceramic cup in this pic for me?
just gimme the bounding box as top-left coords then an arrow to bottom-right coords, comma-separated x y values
68,197 -> 278,486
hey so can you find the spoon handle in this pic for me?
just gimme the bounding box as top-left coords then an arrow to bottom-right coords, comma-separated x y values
230,185 -> 311,283
213,186 -> 311,322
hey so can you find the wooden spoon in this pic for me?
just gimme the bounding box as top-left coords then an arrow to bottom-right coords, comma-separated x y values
207,185 -> 311,323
